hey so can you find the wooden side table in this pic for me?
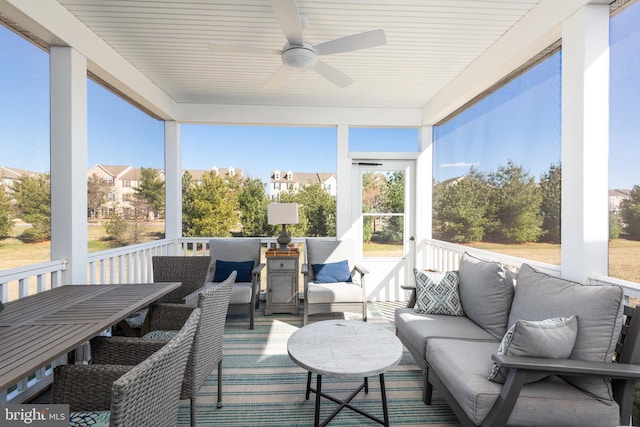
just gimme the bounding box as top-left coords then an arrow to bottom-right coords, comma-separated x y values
264,250 -> 300,315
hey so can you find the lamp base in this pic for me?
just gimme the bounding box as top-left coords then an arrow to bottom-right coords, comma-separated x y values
276,224 -> 291,251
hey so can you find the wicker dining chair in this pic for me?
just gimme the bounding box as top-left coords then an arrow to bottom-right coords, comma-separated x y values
91,271 -> 236,427
51,308 -> 201,427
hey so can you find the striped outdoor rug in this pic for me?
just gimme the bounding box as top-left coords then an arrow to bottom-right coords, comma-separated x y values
177,302 -> 461,426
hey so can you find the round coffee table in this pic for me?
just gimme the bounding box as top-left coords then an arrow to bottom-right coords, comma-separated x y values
287,320 -> 403,427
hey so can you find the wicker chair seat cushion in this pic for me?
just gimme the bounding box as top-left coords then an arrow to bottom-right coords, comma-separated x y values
143,330 -> 177,340
69,410 -> 110,426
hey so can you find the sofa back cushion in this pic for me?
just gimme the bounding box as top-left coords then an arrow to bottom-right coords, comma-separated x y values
509,263 -> 624,403
458,252 -> 514,339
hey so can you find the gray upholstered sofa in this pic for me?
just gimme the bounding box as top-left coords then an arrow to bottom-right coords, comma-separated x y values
395,252 -> 640,427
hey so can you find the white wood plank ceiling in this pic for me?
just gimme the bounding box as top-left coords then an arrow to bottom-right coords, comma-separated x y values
54,0 -> 542,109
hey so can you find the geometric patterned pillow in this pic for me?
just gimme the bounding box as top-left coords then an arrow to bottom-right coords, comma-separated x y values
414,268 -> 465,316
69,410 -> 110,427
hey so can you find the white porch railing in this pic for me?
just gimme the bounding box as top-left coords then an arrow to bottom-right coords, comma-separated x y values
2,237 -> 639,404
423,239 -> 640,303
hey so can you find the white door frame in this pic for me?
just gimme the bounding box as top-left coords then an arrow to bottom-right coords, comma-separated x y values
350,157 -> 416,302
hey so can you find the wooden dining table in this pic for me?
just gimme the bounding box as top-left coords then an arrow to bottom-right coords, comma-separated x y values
0,282 -> 180,391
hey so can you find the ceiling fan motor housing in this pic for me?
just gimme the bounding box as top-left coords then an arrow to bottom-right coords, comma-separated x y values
282,42 -> 318,70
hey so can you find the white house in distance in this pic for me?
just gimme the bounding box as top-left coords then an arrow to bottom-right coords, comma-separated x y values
269,169 -> 337,200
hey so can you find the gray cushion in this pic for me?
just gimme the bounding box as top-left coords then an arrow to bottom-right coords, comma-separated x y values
458,252 -> 514,339
414,269 -> 464,316
306,282 -> 364,304
426,339 -> 621,426
395,307 -> 497,360
509,263 -> 624,403
488,315 -> 578,384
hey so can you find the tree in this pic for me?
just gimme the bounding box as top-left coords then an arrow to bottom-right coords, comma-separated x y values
538,163 -> 561,243
486,160 -> 543,243
12,173 -> 51,242
380,171 -> 405,242
0,186 -> 12,238
182,170 -> 239,237
133,167 -> 165,219
238,177 -> 269,236
279,183 -> 336,237
433,168 -> 489,243
87,173 -> 111,220
621,185 -> 640,240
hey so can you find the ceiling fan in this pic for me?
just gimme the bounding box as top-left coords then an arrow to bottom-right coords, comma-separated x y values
208,0 -> 387,88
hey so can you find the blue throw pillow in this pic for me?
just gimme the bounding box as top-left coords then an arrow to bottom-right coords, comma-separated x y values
311,260 -> 353,283
213,259 -> 253,282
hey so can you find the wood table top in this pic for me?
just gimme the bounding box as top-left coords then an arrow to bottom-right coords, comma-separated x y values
287,320 -> 403,378
0,282 -> 180,391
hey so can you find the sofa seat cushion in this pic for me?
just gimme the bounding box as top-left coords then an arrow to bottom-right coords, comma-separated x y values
306,282 -> 363,304
458,252 -> 514,339
394,308 -> 497,360
509,264 -> 624,403
426,339 -> 621,426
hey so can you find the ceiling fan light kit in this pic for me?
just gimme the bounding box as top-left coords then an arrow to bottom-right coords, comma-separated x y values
282,42 -> 317,70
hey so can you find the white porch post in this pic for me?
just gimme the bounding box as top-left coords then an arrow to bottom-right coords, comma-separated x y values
164,121 -> 181,253
561,4 -> 610,282
415,126 -> 433,270
50,46 -> 88,284
336,124 -> 351,240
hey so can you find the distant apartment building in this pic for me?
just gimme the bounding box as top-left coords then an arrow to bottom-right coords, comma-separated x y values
0,166 -> 41,192
269,169 -> 337,200
610,189 -> 632,214
87,164 -> 241,217
187,166 -> 241,185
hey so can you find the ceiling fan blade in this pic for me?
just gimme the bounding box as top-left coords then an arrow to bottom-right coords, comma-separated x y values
314,60 -> 353,88
315,29 -> 386,56
264,64 -> 292,89
270,0 -> 304,46
208,43 -> 281,56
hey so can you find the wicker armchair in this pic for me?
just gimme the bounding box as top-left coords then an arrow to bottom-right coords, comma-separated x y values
91,272 -> 236,427
51,308 -> 201,427
152,256 -> 213,304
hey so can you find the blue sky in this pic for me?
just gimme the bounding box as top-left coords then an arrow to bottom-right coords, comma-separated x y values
1,3 -> 639,189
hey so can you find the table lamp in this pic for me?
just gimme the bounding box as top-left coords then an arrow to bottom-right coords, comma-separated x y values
268,203 -> 299,251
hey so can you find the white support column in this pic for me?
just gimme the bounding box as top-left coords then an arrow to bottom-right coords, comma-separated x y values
415,126 -> 433,270
336,124 -> 351,240
50,46 -> 88,284
561,4 -> 610,282
164,121 -> 181,253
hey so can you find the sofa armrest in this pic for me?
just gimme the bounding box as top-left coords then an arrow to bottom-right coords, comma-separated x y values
481,354 -> 640,427
492,354 -> 640,379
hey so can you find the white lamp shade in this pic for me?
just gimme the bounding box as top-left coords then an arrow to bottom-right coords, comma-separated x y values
267,203 -> 299,225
